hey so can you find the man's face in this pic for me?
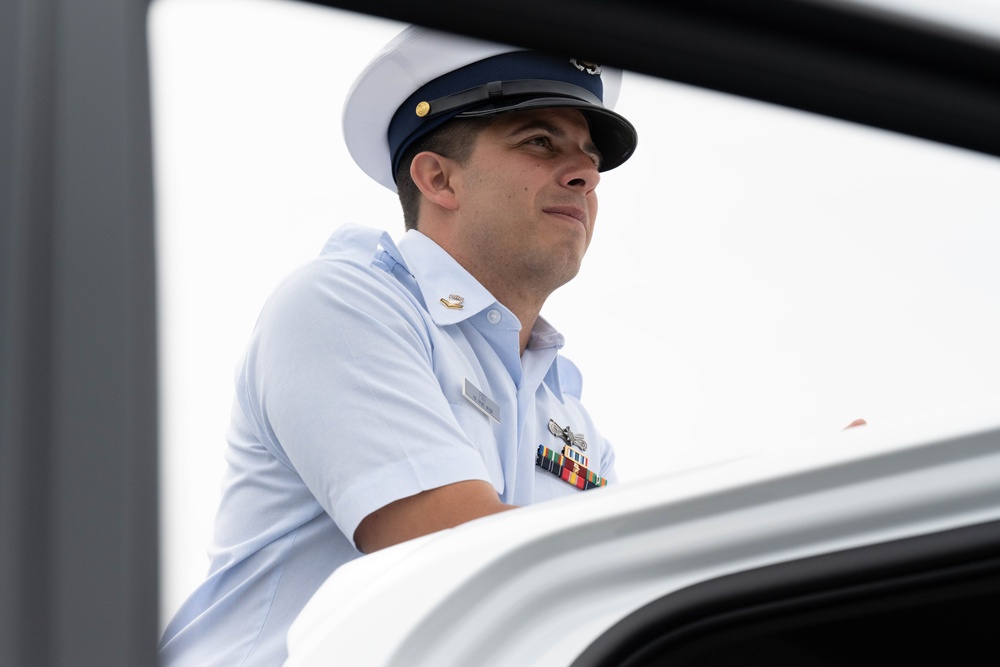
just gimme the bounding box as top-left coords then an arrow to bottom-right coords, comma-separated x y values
450,107 -> 602,296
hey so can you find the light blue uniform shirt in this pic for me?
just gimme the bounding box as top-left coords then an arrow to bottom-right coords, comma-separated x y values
159,225 -> 616,666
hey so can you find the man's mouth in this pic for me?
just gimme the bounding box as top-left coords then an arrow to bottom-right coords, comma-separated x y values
543,205 -> 587,225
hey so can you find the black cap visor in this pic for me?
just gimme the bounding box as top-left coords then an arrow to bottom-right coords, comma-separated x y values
456,95 -> 637,172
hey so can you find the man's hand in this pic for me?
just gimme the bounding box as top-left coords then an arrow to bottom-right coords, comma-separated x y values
843,418 -> 867,430
354,480 -> 517,554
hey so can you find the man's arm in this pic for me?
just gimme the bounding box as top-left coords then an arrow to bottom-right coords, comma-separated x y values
354,480 -> 517,553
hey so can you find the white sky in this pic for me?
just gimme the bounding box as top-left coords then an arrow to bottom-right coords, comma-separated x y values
150,0 -> 1000,630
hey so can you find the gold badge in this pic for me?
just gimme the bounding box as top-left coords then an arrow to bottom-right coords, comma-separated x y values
415,101 -> 431,117
440,294 -> 464,309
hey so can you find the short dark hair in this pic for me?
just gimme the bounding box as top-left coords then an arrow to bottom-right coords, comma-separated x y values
394,116 -> 496,231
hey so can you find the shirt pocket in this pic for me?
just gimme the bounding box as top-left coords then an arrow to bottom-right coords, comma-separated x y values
449,400 -> 505,495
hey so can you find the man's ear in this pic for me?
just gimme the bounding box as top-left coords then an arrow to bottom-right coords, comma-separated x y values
410,151 -> 459,211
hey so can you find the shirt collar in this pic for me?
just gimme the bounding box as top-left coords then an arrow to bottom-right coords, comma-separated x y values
394,230 -> 571,346
393,229 -> 573,396
395,230 -> 499,325
527,315 -> 565,351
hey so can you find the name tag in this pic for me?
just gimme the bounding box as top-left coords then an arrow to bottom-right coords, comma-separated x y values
463,378 -> 500,423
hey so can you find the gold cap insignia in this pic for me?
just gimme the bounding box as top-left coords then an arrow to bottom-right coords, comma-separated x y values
569,59 -> 602,76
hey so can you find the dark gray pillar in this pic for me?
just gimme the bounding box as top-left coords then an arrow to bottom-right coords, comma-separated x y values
0,0 -> 159,664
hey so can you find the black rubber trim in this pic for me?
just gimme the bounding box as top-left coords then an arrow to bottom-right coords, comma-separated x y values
313,0 -> 1000,158
570,518 -> 1000,667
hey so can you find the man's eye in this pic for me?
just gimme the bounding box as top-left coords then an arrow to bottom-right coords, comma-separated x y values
526,136 -> 552,148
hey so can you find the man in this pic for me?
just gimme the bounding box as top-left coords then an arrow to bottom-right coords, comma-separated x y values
159,25 -> 637,666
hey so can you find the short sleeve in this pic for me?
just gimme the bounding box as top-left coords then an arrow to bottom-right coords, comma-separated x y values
235,254 -> 493,546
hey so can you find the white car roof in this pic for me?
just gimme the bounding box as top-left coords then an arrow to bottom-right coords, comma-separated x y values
285,400 -> 1000,666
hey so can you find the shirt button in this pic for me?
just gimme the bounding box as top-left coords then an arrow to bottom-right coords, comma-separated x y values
487,309 -> 502,324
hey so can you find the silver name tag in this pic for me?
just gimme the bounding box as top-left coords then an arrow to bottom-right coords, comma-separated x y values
463,378 -> 500,423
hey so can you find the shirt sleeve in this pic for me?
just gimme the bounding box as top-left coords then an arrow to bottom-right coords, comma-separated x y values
235,253 -> 493,547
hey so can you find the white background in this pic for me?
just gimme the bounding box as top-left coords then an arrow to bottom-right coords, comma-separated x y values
150,0 -> 1000,628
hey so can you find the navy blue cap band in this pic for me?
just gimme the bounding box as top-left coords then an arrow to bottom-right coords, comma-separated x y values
419,79 -> 602,120
387,50 -> 635,182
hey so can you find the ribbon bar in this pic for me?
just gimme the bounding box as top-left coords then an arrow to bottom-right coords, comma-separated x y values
535,445 -> 607,490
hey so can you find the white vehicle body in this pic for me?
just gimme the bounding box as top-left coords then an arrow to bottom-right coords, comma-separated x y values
285,401 -> 1000,666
